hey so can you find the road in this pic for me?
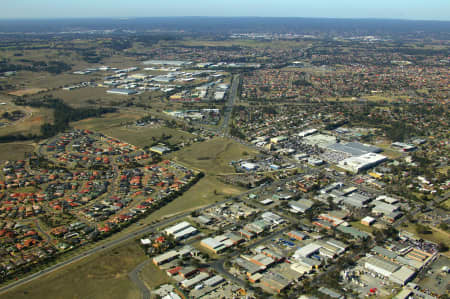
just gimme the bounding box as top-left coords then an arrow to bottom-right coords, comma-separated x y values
211,226 -> 293,289
220,74 -> 240,135
0,174 -> 283,296
128,260 -> 151,299
0,196 -> 234,295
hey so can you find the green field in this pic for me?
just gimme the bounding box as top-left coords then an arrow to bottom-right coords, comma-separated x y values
1,242 -> 144,299
167,137 -> 258,175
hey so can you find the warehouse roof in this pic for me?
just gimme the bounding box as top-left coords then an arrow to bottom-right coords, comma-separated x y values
366,255 -> 400,273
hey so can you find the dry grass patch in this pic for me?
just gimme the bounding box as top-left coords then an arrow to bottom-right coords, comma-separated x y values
1,242 -> 144,299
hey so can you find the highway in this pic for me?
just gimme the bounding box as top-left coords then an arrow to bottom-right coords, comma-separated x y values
220,74 -> 240,135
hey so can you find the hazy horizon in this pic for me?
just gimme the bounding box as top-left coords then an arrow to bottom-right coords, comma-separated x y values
1,0 -> 450,21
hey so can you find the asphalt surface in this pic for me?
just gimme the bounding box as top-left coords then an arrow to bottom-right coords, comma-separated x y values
128,260 -> 151,299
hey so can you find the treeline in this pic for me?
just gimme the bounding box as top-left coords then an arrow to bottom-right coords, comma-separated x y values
0,98 -> 116,143
0,59 -> 72,74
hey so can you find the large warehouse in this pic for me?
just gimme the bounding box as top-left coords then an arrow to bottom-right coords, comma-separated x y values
106,88 -> 137,95
338,152 -> 387,173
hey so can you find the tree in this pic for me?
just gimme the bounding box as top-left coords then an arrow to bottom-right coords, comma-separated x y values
437,242 -> 449,253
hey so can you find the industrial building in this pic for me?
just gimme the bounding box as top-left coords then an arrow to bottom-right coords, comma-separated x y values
364,255 -> 417,285
181,272 -> 210,289
142,60 -> 192,66
164,221 -> 198,241
106,88 -> 137,95
152,246 -> 194,266
288,198 -> 314,213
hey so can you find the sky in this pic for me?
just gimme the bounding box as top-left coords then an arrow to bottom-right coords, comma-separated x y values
1,0 -> 450,21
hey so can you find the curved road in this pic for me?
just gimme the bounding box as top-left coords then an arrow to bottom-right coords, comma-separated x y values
128,260 -> 151,299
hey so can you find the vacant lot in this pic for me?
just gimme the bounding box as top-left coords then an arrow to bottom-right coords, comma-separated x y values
0,143 -> 34,161
141,176 -> 245,226
101,126 -> 195,148
8,88 -> 47,96
0,104 -> 53,137
168,137 -> 258,175
71,111 -> 145,131
140,261 -> 170,290
1,242 -> 144,299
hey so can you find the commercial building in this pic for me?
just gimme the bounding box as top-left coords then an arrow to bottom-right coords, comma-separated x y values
288,198 -> 314,213
260,272 -> 290,293
294,243 -> 322,258
365,255 -> 400,277
106,88 -> 137,95
203,275 -> 225,287
241,162 -> 259,171
261,212 -> 285,225
200,237 -> 227,254
164,221 -> 198,241
143,60 -> 191,66
336,225 -> 369,239
150,145 -> 171,155
287,230 -> 307,241
361,216 -> 376,226
153,246 -> 193,266
181,272 -> 210,289
338,153 -> 387,173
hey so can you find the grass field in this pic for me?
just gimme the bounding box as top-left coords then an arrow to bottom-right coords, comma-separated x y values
0,143 -> 34,161
8,88 -> 47,96
140,261 -> 170,290
401,222 -> 450,255
101,126 -> 195,148
167,137 -> 258,175
71,111 -> 145,131
349,221 -> 375,234
441,198 -> 450,210
0,103 -> 53,137
1,242 -> 144,299
141,176 -> 245,225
